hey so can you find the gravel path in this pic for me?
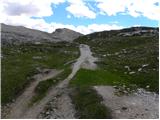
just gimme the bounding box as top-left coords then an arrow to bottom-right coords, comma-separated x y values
22,44 -> 97,118
38,89 -> 75,119
94,86 -> 159,119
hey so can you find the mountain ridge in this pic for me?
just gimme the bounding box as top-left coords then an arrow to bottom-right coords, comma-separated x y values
1,23 -> 159,45
1,24 -> 83,45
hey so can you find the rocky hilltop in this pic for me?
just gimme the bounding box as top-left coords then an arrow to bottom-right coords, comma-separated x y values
52,28 -> 82,42
1,24 -> 83,45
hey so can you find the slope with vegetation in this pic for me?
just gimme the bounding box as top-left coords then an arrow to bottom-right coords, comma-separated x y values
74,27 -> 159,93
69,27 -> 159,118
1,42 -> 79,104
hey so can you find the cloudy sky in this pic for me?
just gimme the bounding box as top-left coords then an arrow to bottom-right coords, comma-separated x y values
0,0 -> 159,34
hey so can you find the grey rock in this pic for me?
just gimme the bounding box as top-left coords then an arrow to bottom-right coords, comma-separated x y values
52,28 -> 82,42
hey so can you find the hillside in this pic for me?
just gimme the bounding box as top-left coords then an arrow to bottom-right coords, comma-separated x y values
1,24 -> 83,45
74,27 -> 159,92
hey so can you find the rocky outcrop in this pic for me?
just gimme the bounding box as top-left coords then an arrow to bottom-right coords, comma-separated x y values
52,28 -> 82,42
1,24 -> 83,45
118,27 -> 159,37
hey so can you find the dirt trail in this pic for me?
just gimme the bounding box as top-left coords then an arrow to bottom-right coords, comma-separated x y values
94,86 -> 159,119
5,69 -> 62,118
6,44 -> 97,119
22,44 -> 97,118
38,89 -> 75,119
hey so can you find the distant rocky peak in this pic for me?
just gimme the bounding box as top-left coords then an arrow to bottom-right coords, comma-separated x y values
52,28 -> 83,42
53,28 -> 80,34
54,28 -> 65,33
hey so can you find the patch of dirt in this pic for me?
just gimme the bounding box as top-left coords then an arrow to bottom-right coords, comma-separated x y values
38,89 -> 75,119
94,86 -> 159,119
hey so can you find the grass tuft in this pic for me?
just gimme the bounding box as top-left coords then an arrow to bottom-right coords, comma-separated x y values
70,87 -> 112,119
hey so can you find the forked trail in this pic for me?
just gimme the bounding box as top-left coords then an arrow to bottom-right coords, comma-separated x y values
6,44 -> 97,118
6,69 -> 62,118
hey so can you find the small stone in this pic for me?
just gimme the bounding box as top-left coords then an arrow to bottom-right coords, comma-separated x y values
123,90 -> 128,94
46,111 -> 50,115
129,71 -> 135,74
142,64 -> 149,67
107,53 -> 111,56
35,42 -> 41,44
115,110 -> 121,113
118,55 -> 122,57
131,102 -> 136,105
145,108 -> 148,111
124,72 -> 127,74
121,107 -> 128,110
124,66 -> 131,71
115,52 -> 119,55
113,86 -> 118,89
138,68 -> 142,72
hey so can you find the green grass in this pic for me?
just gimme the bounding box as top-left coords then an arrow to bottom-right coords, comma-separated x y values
70,87 -> 112,119
29,79 -> 54,105
70,69 -> 123,118
74,32 -> 159,92
1,42 -> 79,104
70,69 -> 127,87
29,67 -> 72,105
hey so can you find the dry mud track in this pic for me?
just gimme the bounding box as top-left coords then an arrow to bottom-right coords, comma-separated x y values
5,44 -> 97,119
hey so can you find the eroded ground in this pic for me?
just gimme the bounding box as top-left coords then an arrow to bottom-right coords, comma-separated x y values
94,86 -> 159,119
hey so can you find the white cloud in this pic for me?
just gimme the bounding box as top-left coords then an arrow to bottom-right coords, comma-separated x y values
49,23 -> 123,34
96,0 -> 160,21
0,0 -> 122,35
67,14 -> 71,18
0,0 -> 65,17
110,21 -> 119,24
0,14 -> 123,34
128,0 -> 160,21
86,24 -> 123,33
96,0 -> 129,16
51,0 -> 66,5
133,24 -> 142,27
66,0 -> 96,19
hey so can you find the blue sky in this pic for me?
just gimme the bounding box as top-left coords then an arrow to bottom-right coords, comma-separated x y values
44,5 -> 158,27
1,0 -> 159,34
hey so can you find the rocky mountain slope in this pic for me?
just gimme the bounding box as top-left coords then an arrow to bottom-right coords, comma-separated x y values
1,24 -> 83,45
